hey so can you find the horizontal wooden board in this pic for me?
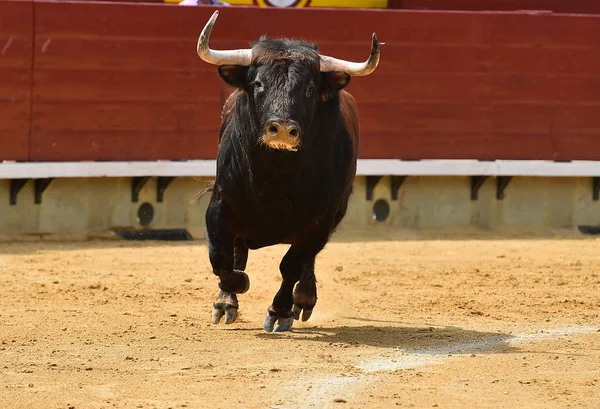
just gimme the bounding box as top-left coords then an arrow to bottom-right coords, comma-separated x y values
33,100 -> 221,132
0,0 -> 33,161
350,73 -> 600,105
33,69 -> 222,102
488,75 -> 600,104
357,102 -> 493,133
358,45 -> 600,77
30,129 -> 219,161
0,99 -> 31,149
349,74 -> 492,103
358,130 -> 556,160
552,106 -> 600,132
34,37 -> 231,74
553,133 -> 600,161
397,0 -> 600,14
31,97 -> 222,161
357,102 -> 588,131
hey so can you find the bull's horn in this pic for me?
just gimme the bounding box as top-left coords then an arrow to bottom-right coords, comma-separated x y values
197,10 -> 252,66
319,33 -> 383,76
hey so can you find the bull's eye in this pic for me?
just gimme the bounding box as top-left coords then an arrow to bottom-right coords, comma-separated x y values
306,85 -> 315,98
253,80 -> 264,91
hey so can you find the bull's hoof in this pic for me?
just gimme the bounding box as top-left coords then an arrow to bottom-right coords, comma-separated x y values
212,291 -> 239,325
292,304 -> 313,322
218,270 -> 250,294
263,306 -> 294,333
292,286 -> 317,322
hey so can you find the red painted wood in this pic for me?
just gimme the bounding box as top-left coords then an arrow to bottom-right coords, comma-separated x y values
22,2 -> 600,161
31,1 -> 225,161
0,0 -> 33,161
359,130 -> 555,160
398,0 -> 600,14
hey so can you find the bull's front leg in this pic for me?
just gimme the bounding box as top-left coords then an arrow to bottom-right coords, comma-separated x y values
263,227 -> 329,333
205,197 -> 249,325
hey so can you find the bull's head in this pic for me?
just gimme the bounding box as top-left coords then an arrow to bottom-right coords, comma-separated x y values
196,11 -> 381,152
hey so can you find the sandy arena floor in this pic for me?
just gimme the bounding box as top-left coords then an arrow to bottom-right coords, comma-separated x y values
1,226 -> 599,409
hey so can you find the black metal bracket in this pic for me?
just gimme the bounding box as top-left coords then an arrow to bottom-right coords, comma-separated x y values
131,176 -> 150,203
496,176 -> 513,200
34,178 -> 53,204
157,177 -> 175,203
366,175 -> 382,201
471,176 -> 489,201
390,176 -> 407,200
10,179 -> 28,205
593,177 -> 600,201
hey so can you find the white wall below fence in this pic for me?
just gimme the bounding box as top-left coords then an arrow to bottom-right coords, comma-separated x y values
1,174 -> 599,239
353,176 -> 600,229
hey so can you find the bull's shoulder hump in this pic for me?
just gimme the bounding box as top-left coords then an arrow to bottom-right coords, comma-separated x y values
339,90 -> 360,147
340,90 -> 357,104
218,89 -> 241,144
340,90 -> 358,117
221,88 -> 240,120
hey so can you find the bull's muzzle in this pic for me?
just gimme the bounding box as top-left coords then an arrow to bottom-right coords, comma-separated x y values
261,119 -> 301,151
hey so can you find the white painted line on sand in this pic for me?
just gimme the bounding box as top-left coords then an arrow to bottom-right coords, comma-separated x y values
510,325 -> 598,344
278,325 -> 599,408
355,334 -> 511,373
356,325 -> 598,373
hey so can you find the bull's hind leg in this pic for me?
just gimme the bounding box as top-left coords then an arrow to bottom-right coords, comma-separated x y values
284,206 -> 349,326
263,229 -> 329,333
289,201 -> 348,322
206,198 -> 249,325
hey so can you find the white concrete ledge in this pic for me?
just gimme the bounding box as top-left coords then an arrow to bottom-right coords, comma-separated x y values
2,159 -> 600,179
357,160 -> 600,177
0,160 -> 218,179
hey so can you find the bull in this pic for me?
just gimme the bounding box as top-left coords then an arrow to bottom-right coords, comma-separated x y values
196,11 -> 381,332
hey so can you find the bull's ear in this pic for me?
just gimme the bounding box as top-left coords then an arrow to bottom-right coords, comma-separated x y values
321,71 -> 351,100
324,71 -> 350,91
218,65 -> 248,89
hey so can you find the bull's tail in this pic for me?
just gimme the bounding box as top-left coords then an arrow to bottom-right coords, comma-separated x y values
191,180 -> 215,204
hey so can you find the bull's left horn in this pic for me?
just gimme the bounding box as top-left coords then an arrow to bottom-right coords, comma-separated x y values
197,10 -> 253,66
319,33 -> 383,76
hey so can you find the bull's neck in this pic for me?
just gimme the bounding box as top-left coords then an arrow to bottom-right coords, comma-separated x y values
249,143 -> 310,176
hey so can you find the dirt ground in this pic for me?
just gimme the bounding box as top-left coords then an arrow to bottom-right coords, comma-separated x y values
1,226 -> 599,409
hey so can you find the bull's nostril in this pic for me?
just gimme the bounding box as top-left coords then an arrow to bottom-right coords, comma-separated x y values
268,125 -> 278,134
289,128 -> 299,138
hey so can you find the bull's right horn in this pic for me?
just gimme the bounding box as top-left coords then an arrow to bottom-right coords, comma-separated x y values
319,33 -> 383,76
197,10 -> 253,66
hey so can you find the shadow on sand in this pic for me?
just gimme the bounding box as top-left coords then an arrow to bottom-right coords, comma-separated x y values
249,318 -> 517,356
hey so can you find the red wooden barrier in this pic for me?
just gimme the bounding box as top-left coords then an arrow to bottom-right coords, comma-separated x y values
3,2 -> 600,161
31,1 -> 225,161
0,0 -> 33,161
392,0 -> 600,14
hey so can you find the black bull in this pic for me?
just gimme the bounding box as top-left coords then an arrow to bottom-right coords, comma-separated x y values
196,11 -> 382,332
